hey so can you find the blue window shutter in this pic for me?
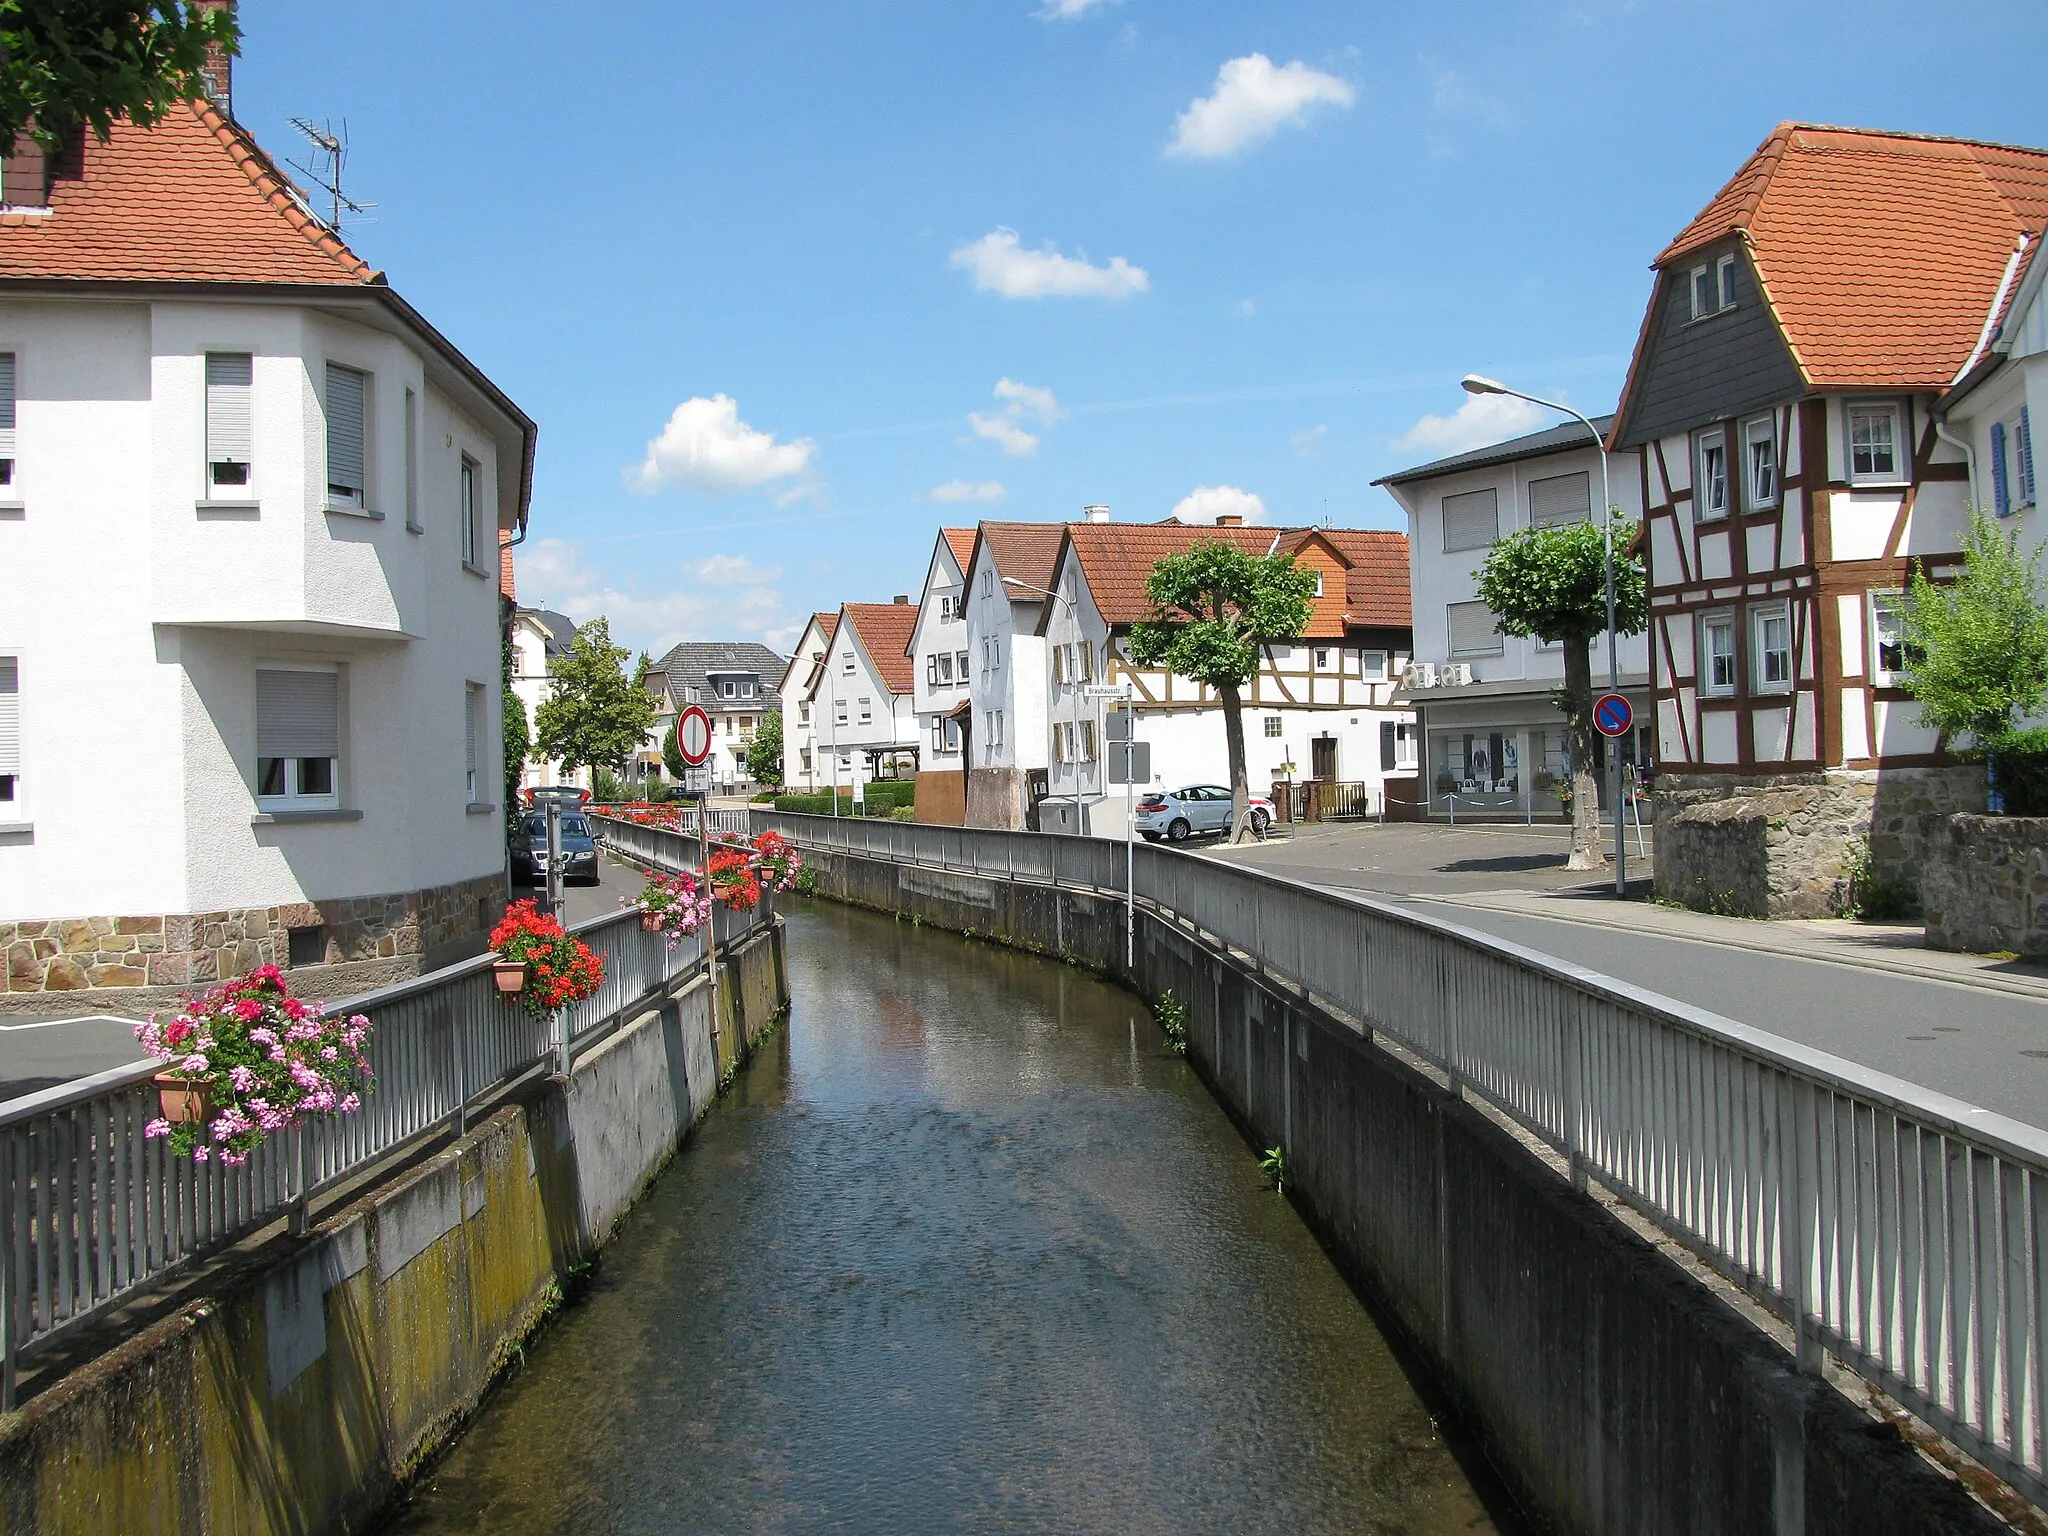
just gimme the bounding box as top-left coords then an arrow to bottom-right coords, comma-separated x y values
2021,407 -> 2036,505
1991,420 -> 2011,516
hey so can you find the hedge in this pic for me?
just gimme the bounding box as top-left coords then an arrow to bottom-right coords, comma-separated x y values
772,781 -> 915,817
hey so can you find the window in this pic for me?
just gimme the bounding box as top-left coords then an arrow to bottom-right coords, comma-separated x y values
1078,642 -> 1093,683
926,655 -> 938,687
1992,408 -> 2036,517
1080,720 -> 1096,762
1052,645 -> 1066,683
858,697 -> 872,724
1695,429 -> 1729,520
204,352 -> 252,490
800,748 -> 812,772
324,362 -> 367,509
1358,649 -> 1389,681
0,353 -> 14,485
1447,600 -> 1503,658
842,651 -> 855,675
1528,470 -> 1591,528
459,455 -> 480,566
1700,612 -> 1736,697
720,680 -> 736,699
1264,715 -> 1283,738
1314,648 -> 1330,668
464,682 -> 484,803
1379,721 -> 1416,772
1442,487 -> 1499,551
403,387 -> 420,531
957,650 -> 969,678
1690,253 -> 1737,319
0,655 -> 17,806
1847,402 -> 1904,485
256,666 -> 340,811
982,569 -> 994,596
833,698 -> 848,725
1750,604 -> 1792,693
1870,592 -> 1907,686
1743,416 -> 1777,509
1311,571 -> 1325,597
798,700 -> 810,725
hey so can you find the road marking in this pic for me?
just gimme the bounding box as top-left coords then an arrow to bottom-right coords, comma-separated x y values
0,1014 -> 142,1032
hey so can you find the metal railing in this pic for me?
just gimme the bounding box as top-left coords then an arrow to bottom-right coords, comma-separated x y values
0,874 -> 768,1406
594,805 -> 753,839
753,809 -> 2048,1507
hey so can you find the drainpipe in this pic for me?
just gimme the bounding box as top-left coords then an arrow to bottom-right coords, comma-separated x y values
1932,414 -> 1979,517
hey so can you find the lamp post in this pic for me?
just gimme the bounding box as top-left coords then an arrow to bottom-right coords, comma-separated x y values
1003,576 -> 1083,835
1460,373 -> 1627,897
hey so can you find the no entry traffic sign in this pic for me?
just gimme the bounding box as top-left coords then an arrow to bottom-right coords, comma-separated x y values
1593,692 -> 1634,738
676,705 -> 713,766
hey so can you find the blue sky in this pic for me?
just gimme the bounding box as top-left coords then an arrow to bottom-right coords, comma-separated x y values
236,1 -> 2048,658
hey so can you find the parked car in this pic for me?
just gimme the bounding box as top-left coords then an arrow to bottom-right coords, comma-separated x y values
509,811 -> 602,885
1135,785 -> 1275,843
522,784 -> 591,809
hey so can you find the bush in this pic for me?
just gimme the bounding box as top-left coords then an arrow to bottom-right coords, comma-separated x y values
772,783 -> 914,817
591,767 -> 626,803
1841,837 -> 1916,921
1990,730 -> 2048,816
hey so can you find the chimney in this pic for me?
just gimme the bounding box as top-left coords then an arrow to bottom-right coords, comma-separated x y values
195,1 -> 235,116
1084,504 -> 1111,523
1216,514 -> 1243,527
893,594 -> 910,605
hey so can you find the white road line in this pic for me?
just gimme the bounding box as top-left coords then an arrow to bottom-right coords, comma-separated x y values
0,1015 -> 141,1032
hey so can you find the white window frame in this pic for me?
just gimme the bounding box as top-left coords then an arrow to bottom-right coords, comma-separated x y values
798,700 -> 810,725
956,649 -> 969,679
1311,571 -> 1325,597
1441,487 -> 1500,552
833,698 -> 848,726
0,653 -> 20,812
1263,715 -> 1283,738
204,351 -> 253,493
1742,415 -> 1778,510
1699,611 -> 1737,698
842,651 -> 856,675
1845,400 -> 1908,487
1869,591 -> 1908,688
1695,428 -> 1730,521
464,681 -> 485,804
1750,603 -> 1793,694
1689,253 -> 1737,320
1447,600 -> 1503,659
256,663 -> 342,812
403,386 -> 421,532
857,696 -> 872,724
0,352 -> 16,487
459,454 -> 480,567
1358,649 -> 1389,680
323,362 -> 370,511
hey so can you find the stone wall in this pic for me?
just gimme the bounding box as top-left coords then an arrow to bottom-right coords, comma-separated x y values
0,871 -> 505,1012
965,765 -> 1028,830
1922,814 -> 2048,958
1652,767 -> 1983,919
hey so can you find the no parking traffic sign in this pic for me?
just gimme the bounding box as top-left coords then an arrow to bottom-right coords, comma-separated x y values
1593,693 -> 1634,738
676,705 -> 713,766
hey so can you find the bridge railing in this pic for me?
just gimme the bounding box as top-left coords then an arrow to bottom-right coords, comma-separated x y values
751,809 -> 2048,1508
0,874 -> 768,1408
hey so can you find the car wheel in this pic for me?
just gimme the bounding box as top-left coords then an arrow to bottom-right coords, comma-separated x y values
1249,809 -> 1271,837
1167,817 -> 1192,843
1140,832 -> 1161,843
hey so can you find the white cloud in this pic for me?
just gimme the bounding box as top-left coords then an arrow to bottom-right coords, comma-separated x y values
930,479 -> 1008,503
966,377 -> 1065,458
1238,298 -> 1258,317
626,394 -> 818,498
1431,67 -> 1508,127
1167,53 -> 1355,160
1292,424 -> 1329,456
949,228 -> 1149,300
514,538 -> 797,658
1035,0 -> 1119,16
1390,393 -> 1545,456
1171,484 -> 1269,525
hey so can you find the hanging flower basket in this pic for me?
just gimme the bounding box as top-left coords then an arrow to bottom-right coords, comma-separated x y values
489,901 -> 605,1017
627,869 -> 712,944
492,958 -> 529,993
152,1073 -> 215,1126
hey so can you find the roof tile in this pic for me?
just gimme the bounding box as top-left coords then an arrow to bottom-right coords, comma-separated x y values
841,603 -> 918,694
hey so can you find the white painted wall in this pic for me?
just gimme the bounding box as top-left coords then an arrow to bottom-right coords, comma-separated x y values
962,544 -> 1048,773
908,537 -> 970,769
779,617 -> 834,790
815,616 -> 919,791
0,295 -> 516,921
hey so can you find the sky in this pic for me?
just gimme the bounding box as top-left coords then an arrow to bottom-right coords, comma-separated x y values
234,1 -> 2048,660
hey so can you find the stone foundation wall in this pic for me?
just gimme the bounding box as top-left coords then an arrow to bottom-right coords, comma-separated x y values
1922,814 -> 2048,958
965,766 -> 1028,831
1,871 -> 506,1007
1652,767 -> 1983,919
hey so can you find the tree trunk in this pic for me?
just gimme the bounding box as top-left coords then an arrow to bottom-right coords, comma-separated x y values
1562,635 -> 1606,870
1221,682 -> 1254,842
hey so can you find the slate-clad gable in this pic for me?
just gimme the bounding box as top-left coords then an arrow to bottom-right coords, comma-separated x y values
1612,242 -> 1804,449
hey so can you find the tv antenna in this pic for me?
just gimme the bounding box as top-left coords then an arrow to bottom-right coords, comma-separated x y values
286,118 -> 376,234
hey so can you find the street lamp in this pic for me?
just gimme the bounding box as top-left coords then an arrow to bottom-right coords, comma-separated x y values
1003,576 -> 1083,835
1460,373 -> 1627,897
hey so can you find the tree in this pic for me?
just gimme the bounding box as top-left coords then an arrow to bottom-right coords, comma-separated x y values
1,1 -> 239,153
1476,519 -> 1647,869
661,719 -> 686,781
532,617 -> 658,776
747,711 -> 784,788
1902,510 -> 2048,752
1127,541 -> 1319,842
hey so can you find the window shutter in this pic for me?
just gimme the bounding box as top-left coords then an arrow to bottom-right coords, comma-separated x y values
1447,601 -> 1503,657
1991,421 -> 2011,516
0,656 -> 18,774
1081,720 -> 1096,759
257,670 -> 339,759
465,684 -> 479,778
1441,488 -> 1499,551
325,363 -> 366,498
1080,643 -> 1094,682
1528,471 -> 1591,527
205,353 -> 253,471
2021,407 -> 2037,504
0,353 -> 17,461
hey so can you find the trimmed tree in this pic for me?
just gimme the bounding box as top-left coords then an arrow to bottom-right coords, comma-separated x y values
1127,541 -> 1319,843
532,617 -> 657,778
662,719 -> 686,781
1475,519 -> 1647,869
2,1 -> 239,152
747,711 -> 785,788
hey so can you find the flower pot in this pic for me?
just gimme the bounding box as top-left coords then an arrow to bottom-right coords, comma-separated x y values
492,958 -> 529,994
640,913 -> 662,932
153,1073 -> 214,1126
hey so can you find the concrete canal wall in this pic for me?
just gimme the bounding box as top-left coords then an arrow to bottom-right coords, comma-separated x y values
0,921 -> 787,1536
799,849 -> 2003,1536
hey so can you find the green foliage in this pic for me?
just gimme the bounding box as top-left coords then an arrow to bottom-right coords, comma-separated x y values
1153,990 -> 1188,1056
1840,837 -> 1916,922
747,712 -> 785,786
0,0 -> 237,152
590,766 -> 626,803
532,618 -> 658,776
661,719 -> 685,781
772,782 -> 913,817
1902,512 -> 2048,754
1259,1145 -> 1290,1193
1475,518 -> 1648,644
1126,542 -> 1319,690
501,623 -> 526,824
1990,728 -> 2048,817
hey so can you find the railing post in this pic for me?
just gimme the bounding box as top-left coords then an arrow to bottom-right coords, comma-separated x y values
1780,1076 -> 1823,1375
1,1127 -> 15,1412
289,1124 -> 310,1235
452,999 -> 469,1139
1564,1003 -> 1588,1194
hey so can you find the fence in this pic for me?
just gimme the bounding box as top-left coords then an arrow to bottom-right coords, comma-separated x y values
0,861 -> 768,1409
752,809 -> 2048,1509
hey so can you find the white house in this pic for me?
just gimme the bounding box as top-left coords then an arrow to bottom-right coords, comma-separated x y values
960,522 -> 1063,828
903,528 -> 976,821
1038,521 -> 1416,837
644,641 -> 786,791
1939,232 -> 2044,582
1374,418 -> 1648,821
809,601 -> 920,794
779,612 -> 837,791
507,605 -> 582,794
0,73 -> 533,1009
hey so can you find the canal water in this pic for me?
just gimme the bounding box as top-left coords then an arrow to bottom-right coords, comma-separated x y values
386,900 -> 1519,1535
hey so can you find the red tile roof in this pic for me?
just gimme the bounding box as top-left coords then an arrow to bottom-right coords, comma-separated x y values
971,521 -> 1067,595
0,98 -> 376,285
841,603 -> 918,694
1060,523 -> 1289,624
1283,528 -> 1411,629
1651,123 -> 2048,389
499,531 -> 517,599
941,528 -> 977,572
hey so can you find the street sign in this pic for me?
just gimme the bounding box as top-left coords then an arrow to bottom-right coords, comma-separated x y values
1108,740 -> 1150,784
1593,692 -> 1634,738
1083,685 -> 1130,699
1104,707 -> 1134,742
676,705 -> 713,766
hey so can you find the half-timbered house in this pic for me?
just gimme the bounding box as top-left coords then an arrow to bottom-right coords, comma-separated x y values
1609,123 -> 2048,912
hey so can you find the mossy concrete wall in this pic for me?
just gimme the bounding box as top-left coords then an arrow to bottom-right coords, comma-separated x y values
0,919 -> 787,1536
799,847 -> 2002,1536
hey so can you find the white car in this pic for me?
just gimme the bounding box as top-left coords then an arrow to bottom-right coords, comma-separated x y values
1135,784 -> 1275,843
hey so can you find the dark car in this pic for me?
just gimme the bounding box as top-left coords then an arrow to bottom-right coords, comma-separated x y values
523,784 -> 591,809
509,811 -> 601,886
